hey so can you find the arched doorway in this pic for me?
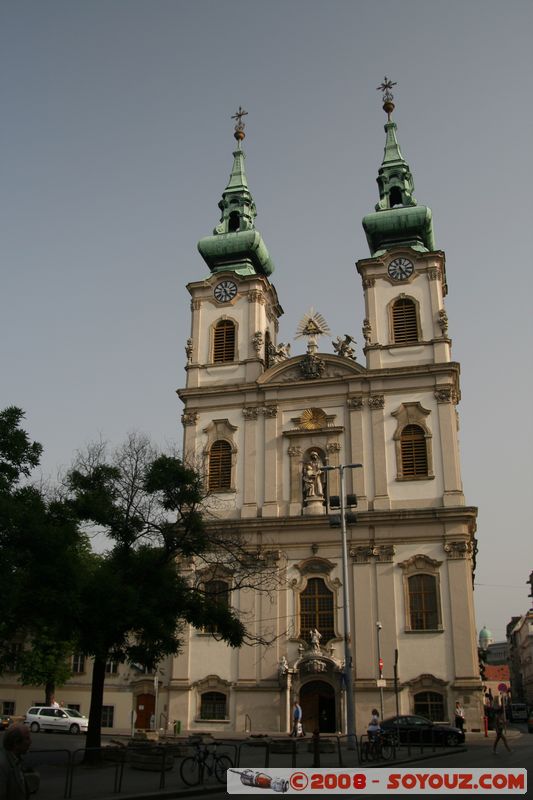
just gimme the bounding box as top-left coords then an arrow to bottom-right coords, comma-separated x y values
300,680 -> 336,733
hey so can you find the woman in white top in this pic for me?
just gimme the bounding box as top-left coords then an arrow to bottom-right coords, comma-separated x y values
367,709 -> 381,741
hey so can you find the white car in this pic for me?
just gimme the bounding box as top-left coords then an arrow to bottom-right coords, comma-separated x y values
25,706 -> 88,734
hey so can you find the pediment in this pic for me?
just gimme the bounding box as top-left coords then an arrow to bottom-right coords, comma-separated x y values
258,353 -> 367,385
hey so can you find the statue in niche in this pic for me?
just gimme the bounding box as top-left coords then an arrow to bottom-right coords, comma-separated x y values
278,656 -> 289,677
303,451 -> 324,499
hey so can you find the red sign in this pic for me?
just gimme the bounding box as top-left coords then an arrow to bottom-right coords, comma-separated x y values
379,658 -> 384,671
498,682 -> 508,693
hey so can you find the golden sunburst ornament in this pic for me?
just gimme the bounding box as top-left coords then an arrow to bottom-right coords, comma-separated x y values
300,408 -> 327,430
295,308 -> 331,354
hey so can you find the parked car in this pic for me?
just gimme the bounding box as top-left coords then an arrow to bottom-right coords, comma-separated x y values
527,711 -> 533,734
24,706 -> 88,734
0,715 -> 13,731
380,714 -> 465,747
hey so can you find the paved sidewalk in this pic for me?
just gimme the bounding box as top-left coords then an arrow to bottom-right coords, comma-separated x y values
26,728 -> 523,800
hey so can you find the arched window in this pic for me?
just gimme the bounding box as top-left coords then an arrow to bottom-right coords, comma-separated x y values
414,691 -> 445,721
392,297 -> 418,343
400,424 -> 428,477
389,186 -> 403,207
208,440 -> 232,491
203,579 -> 230,634
213,320 -> 236,363
300,578 -> 335,643
200,691 -> 227,720
408,574 -> 439,630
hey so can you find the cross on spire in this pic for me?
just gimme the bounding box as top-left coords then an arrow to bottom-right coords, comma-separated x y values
377,77 -> 397,120
232,106 -> 248,143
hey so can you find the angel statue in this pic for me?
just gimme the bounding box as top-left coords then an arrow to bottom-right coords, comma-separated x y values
333,334 -> 356,360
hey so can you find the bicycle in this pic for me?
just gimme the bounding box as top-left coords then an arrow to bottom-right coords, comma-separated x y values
179,741 -> 233,786
360,730 -> 395,762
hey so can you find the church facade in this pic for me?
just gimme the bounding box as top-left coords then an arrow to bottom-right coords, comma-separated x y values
167,95 -> 483,737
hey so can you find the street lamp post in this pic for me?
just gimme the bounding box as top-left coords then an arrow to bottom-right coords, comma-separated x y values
376,622 -> 384,720
323,462 -> 362,751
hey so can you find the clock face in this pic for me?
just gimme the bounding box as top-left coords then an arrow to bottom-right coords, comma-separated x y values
388,257 -> 414,281
214,279 -> 238,303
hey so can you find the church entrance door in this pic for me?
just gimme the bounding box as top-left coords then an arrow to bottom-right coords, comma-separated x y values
135,693 -> 155,729
300,680 -> 336,733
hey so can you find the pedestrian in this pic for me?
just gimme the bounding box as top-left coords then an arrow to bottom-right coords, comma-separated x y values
0,723 -> 39,799
492,710 -> 511,754
454,701 -> 465,732
290,701 -> 304,737
367,709 -> 381,742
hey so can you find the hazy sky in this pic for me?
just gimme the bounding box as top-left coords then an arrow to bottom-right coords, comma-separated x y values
2,1 -> 532,641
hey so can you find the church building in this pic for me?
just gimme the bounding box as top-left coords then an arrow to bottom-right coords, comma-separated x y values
170,88 -> 482,736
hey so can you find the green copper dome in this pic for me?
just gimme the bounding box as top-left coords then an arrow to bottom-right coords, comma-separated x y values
198,138 -> 274,277
363,119 -> 435,256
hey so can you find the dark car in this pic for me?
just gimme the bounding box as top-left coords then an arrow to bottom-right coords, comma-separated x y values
0,715 -> 13,731
380,714 -> 465,747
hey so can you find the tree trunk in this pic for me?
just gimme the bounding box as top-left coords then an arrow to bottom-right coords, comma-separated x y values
44,681 -> 55,706
85,655 -> 106,759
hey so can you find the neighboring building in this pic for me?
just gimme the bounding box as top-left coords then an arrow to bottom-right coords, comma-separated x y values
0,94 -> 484,735
169,93 -> 482,735
485,641 -> 509,665
479,626 -> 494,652
508,610 -> 533,706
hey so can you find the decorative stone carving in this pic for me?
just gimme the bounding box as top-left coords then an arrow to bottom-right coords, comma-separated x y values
434,387 -> 458,404
398,554 -> 442,571
191,299 -> 201,311
181,410 -> 199,426
368,395 -> 385,410
242,407 -> 259,420
428,267 -> 442,281
347,396 -> 363,410
444,541 -> 471,559
332,334 -> 356,360
304,658 -> 327,674
350,545 -> 377,563
262,405 -> 278,418
288,446 -> 302,457
310,628 -> 322,652
362,278 -> 376,289
362,318 -> 372,344
376,544 -> 395,562
248,289 -> 265,305
437,309 -> 448,335
185,338 -> 193,363
243,405 -> 278,419
326,442 -> 341,453
278,656 -> 289,678
267,341 -> 291,364
251,331 -> 263,353
299,353 -> 326,379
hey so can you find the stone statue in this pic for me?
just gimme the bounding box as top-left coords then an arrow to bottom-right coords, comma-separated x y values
278,656 -> 289,677
310,628 -> 322,651
303,451 -> 324,498
333,334 -> 356,360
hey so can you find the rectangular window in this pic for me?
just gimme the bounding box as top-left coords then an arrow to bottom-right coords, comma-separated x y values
2,701 -> 15,715
101,705 -> 114,728
72,654 -> 86,673
105,660 -> 119,674
409,575 -> 438,630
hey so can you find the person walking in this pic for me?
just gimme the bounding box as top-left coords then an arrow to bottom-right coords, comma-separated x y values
493,710 -> 511,753
454,701 -> 465,732
0,723 -> 36,799
291,701 -> 304,737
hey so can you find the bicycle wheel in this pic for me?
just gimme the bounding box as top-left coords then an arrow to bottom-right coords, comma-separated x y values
180,756 -> 201,787
214,754 -> 233,784
380,740 -> 394,760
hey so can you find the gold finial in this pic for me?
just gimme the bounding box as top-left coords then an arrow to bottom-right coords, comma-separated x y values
377,76 -> 397,121
231,106 -> 248,143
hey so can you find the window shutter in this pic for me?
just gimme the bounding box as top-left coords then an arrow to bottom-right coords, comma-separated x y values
208,440 -> 232,491
392,298 -> 418,343
401,424 -> 428,476
213,320 -> 236,362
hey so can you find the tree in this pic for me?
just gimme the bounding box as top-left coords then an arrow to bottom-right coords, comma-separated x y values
0,407 -> 89,704
66,434 -> 280,751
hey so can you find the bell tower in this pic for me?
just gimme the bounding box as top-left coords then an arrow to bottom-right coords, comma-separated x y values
184,109 -> 282,394
357,80 -> 450,371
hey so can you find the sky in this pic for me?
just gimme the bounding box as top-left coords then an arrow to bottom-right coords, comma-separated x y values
1,0 -> 532,642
